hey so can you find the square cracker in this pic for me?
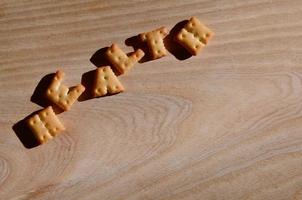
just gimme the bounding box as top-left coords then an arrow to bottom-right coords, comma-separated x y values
27,106 -> 65,144
175,17 -> 213,55
139,27 -> 169,59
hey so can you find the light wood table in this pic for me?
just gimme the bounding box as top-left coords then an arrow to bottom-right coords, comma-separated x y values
1,0 -> 302,199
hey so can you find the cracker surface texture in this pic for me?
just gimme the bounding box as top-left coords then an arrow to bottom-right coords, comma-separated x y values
45,70 -> 85,111
105,43 -> 144,75
175,17 -> 213,55
93,66 -> 124,97
27,106 -> 65,144
140,27 -> 169,59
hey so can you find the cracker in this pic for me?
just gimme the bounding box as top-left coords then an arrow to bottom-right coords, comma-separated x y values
139,27 -> 169,59
175,17 -> 213,55
27,106 -> 65,144
105,43 -> 144,75
92,66 -> 124,97
45,70 -> 85,111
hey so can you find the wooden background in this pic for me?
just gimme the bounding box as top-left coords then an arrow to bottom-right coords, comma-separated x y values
1,0 -> 302,199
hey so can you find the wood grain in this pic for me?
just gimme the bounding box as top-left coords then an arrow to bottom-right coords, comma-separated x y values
1,0 -> 302,199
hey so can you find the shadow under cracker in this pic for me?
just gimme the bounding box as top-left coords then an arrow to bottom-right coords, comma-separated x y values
90,47 -> 111,67
163,20 -> 192,60
78,70 -> 95,102
90,47 -> 122,76
125,35 -> 152,63
12,110 -> 43,149
30,73 -> 64,114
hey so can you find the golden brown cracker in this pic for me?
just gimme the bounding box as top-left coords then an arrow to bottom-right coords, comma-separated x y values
175,17 -> 213,55
105,43 -> 144,75
27,106 -> 65,144
92,66 -> 124,97
45,70 -> 85,111
140,27 -> 169,59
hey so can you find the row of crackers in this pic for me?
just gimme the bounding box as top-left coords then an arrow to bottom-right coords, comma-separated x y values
26,17 -> 214,145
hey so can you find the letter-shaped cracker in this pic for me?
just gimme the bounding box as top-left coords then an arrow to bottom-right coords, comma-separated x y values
140,27 -> 168,59
93,66 -> 124,97
45,70 -> 85,111
27,106 -> 65,144
105,43 -> 144,75
175,17 -> 213,55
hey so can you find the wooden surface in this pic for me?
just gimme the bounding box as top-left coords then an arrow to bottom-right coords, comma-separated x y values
1,0 -> 302,199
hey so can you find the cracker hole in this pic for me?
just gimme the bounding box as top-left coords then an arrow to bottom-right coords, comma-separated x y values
157,50 -> 161,54
97,88 -> 103,94
103,68 -> 107,72
104,76 -> 108,80
195,45 -> 200,49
